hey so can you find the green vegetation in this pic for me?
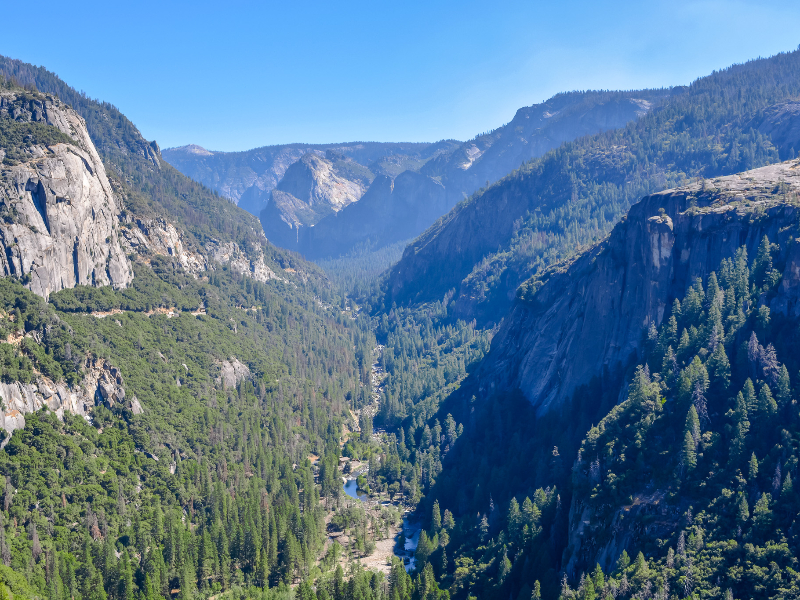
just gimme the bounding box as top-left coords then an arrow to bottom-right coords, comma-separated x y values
0,255 -> 380,598
0,115 -> 74,166
0,80 -> 75,165
7,47 -> 800,600
388,50 -> 800,323
559,235 -> 800,598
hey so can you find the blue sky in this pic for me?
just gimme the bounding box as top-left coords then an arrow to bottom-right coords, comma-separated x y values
3,1 -> 799,151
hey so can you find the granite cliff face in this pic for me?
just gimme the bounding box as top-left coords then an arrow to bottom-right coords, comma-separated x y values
275,152 -> 370,217
265,170 -> 448,258
481,159 -> 800,416
299,171 -> 447,259
0,91 -> 132,298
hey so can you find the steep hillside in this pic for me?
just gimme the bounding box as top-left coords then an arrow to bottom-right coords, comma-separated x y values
0,61 -> 404,600
484,160 -> 800,416
557,167 -> 800,598
386,50 -> 800,323
421,90 -> 668,207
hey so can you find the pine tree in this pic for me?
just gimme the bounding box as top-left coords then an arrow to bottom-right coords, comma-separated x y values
738,494 -> 750,523
755,383 -> 778,429
431,500 -> 442,532
743,379 -> 757,416
777,365 -> 792,407
729,392 -> 750,466
707,342 -> 731,391
752,235 -> 773,288
85,570 -> 108,600
532,580 -> 541,600
692,382 -> 709,427
749,453 -> 759,481
257,547 -> 269,588
682,430 -> 697,472
498,546 -> 511,582
782,473 -> 793,498
119,550 -> 134,600
478,515 -> 489,542
179,557 -> 195,600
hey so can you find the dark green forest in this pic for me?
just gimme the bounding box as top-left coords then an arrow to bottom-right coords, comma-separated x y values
5,47 -> 800,600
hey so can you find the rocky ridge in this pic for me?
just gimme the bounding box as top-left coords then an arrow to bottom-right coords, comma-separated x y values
168,92 -> 663,260
162,141 -> 444,216
119,216 -> 279,283
422,92 -> 665,207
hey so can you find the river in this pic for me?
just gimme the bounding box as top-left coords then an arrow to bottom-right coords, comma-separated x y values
343,478 -> 420,571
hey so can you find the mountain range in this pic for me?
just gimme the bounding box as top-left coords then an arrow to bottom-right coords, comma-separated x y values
386,52 -> 800,324
165,91 -> 668,259
2,46 -> 800,600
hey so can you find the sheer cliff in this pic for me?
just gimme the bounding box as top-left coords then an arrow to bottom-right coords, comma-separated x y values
0,90 -> 132,298
482,159 -> 800,416
0,55 -> 318,287
550,161 -> 800,596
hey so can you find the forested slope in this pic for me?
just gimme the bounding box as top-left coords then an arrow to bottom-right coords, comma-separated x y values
386,50 -> 800,324
0,59 -> 396,600
394,159 -> 800,600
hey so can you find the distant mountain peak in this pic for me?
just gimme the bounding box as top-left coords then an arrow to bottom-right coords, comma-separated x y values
170,143 -> 214,156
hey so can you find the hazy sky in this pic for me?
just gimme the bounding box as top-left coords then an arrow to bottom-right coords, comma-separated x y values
3,1 -> 799,151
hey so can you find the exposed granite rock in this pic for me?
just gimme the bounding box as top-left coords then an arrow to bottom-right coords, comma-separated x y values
162,142 -> 443,216
216,357 -> 250,389
120,216 -> 206,273
206,239 -> 279,283
0,91 -> 132,298
481,159 -> 800,416
0,356 -> 139,439
119,215 -> 279,283
276,153 -> 368,214
423,93 -> 664,208
260,152 -> 373,250
163,144 -> 315,213
296,171 -> 448,259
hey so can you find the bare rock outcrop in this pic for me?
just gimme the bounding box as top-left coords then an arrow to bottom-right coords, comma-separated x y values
0,91 -> 132,298
481,159 -> 800,416
216,357 -> 250,389
206,239 -> 279,283
119,215 -> 279,283
0,356 -> 140,439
